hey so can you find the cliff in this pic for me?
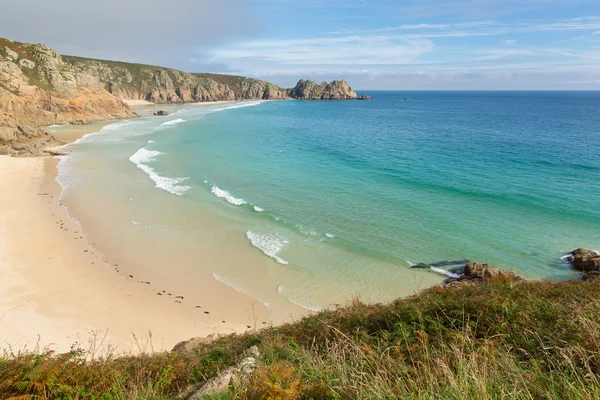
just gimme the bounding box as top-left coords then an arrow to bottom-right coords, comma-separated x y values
1,37 -> 361,156
63,56 -> 358,103
0,38 -> 136,156
289,79 -> 357,100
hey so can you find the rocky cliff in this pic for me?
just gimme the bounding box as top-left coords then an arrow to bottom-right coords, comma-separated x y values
1,37 -> 361,156
0,38 -> 136,156
289,79 -> 357,100
63,56 -> 358,103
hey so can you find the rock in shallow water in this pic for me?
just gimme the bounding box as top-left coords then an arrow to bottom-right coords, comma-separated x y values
567,248 -> 600,272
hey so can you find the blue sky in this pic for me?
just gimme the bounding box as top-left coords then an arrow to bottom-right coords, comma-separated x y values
2,0 -> 600,89
206,0 -> 600,89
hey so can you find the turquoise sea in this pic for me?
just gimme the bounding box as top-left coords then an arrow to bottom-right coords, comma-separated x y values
57,91 -> 600,316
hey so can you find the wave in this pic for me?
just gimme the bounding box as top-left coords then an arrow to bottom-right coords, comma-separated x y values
325,233 -> 335,238
212,102 -> 263,112
277,284 -> 323,312
160,118 -> 186,126
430,266 -> 462,279
129,147 -> 190,196
253,206 -> 265,212
212,273 -> 247,294
246,231 -> 289,265
211,185 -> 247,206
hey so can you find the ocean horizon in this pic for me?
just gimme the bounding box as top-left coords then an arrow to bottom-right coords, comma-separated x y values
54,90 -> 600,319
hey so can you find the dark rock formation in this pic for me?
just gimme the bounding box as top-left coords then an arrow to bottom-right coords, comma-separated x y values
153,110 -> 170,116
566,248 -> 600,273
359,94 -> 373,100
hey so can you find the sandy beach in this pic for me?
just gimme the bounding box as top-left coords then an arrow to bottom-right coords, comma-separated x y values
0,122 -> 269,355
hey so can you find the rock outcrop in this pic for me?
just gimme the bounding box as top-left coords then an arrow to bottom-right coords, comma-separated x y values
0,38 -> 136,156
565,248 -> 600,273
359,94 -> 373,100
289,79 -> 357,100
445,262 -> 518,287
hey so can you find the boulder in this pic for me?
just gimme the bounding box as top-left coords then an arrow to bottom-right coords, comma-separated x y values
568,248 -> 600,272
171,333 -> 219,352
444,262 -> 518,287
359,94 -> 373,100
153,110 -> 170,116
4,46 -> 18,61
189,345 -> 260,399
18,59 -> 35,69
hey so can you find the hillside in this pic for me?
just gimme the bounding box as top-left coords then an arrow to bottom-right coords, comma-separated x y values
0,38 -> 136,156
1,37 -> 359,156
1,275 -> 599,399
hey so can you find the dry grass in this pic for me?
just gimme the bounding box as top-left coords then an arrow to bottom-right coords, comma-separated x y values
2,278 -> 600,399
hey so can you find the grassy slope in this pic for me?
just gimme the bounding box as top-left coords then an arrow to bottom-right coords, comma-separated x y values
2,276 -> 600,399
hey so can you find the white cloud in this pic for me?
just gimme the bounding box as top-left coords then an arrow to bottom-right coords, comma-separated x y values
211,36 -> 436,65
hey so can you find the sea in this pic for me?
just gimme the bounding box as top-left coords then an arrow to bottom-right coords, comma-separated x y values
54,91 -> 600,320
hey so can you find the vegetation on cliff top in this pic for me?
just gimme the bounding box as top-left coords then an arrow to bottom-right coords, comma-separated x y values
2,277 -> 600,399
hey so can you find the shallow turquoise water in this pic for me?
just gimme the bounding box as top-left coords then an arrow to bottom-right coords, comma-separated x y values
58,92 -> 600,310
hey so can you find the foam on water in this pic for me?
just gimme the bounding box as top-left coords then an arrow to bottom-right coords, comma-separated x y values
430,266 -> 462,279
325,233 -> 335,238
253,206 -> 265,212
160,118 -> 186,126
212,102 -> 263,112
246,231 -> 289,265
211,185 -> 247,206
129,147 -> 190,196
212,273 -> 247,294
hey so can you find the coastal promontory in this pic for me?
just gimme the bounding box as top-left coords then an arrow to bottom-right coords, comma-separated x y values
0,37 -> 365,156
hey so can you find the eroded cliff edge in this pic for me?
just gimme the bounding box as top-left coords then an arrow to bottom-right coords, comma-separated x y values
0,38 -> 136,156
1,37 -> 360,156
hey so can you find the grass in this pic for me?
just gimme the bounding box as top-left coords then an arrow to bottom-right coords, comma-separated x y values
2,277 -> 600,399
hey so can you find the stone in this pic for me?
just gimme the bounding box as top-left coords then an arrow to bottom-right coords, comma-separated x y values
568,248 -> 600,272
189,345 -> 260,399
359,94 -> 373,100
4,46 -> 18,61
18,59 -> 35,69
153,110 -> 170,116
171,333 -> 219,352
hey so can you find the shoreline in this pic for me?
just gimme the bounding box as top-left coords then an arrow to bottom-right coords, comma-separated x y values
0,112 -> 270,354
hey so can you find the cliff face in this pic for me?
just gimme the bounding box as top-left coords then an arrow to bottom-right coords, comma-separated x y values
289,79 -> 357,100
63,56 -> 292,103
0,38 -> 136,156
62,57 -> 359,103
0,37 -> 361,156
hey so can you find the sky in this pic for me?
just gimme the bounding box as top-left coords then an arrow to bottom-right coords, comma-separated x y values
2,0 -> 600,89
